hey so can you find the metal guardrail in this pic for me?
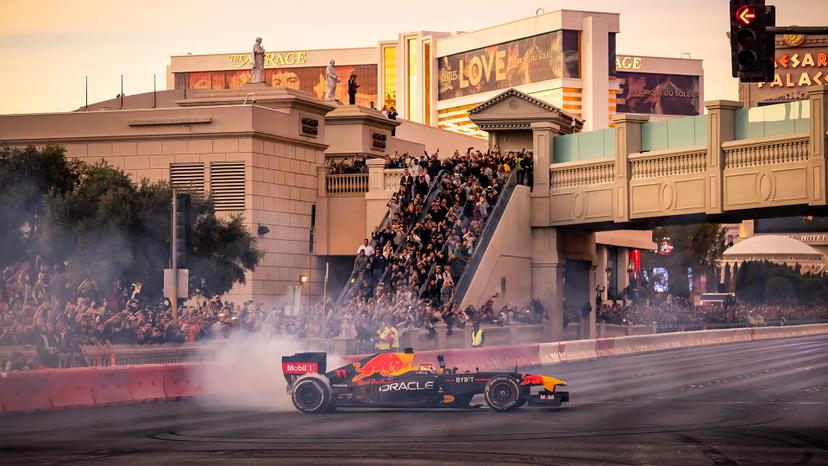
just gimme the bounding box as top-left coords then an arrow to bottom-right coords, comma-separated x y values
451,172 -> 518,305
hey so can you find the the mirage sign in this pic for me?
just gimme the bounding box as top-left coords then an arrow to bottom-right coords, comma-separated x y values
437,30 -> 580,101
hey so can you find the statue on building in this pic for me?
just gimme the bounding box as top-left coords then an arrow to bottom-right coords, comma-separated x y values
251,37 -> 265,84
324,59 -> 340,101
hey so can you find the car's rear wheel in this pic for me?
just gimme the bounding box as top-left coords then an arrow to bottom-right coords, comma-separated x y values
484,375 -> 522,412
291,376 -> 332,414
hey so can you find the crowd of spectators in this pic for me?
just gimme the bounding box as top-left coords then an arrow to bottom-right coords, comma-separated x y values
333,146 -> 538,348
594,291 -> 828,328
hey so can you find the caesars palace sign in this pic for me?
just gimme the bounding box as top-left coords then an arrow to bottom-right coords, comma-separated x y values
757,49 -> 828,88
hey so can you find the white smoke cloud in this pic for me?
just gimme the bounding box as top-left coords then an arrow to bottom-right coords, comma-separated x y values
196,332 -> 345,412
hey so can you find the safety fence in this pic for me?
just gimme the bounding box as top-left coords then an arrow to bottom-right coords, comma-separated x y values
2,324 -> 826,414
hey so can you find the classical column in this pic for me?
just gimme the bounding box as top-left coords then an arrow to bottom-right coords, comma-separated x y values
530,121 -> 558,226
364,157 -> 390,238
611,114 -> 648,223
808,85 -> 828,206
704,100 -> 742,213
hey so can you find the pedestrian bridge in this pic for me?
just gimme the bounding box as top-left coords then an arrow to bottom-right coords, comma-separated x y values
532,87 -> 828,228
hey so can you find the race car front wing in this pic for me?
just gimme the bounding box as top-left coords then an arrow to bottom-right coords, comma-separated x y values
527,390 -> 570,407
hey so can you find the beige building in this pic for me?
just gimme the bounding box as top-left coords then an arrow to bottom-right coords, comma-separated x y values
167,9 -> 703,137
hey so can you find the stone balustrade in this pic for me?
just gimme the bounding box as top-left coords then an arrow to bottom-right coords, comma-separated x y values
549,158 -> 615,189
383,168 -> 405,192
325,173 -> 368,196
723,134 -> 810,169
630,146 -> 707,180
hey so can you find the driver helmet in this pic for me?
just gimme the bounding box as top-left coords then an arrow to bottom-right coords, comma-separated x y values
419,363 -> 435,372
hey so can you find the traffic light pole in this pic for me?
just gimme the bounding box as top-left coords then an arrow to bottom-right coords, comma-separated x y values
767,26 -> 828,35
171,190 -> 178,320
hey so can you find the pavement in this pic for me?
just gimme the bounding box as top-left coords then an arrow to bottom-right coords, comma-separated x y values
1,334 -> 826,465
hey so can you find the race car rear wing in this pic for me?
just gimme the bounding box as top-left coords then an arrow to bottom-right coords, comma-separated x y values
282,352 -> 326,385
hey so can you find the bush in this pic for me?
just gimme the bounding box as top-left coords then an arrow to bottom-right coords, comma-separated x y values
766,276 -> 794,300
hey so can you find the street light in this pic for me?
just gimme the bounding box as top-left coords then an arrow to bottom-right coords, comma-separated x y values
300,274 -> 310,349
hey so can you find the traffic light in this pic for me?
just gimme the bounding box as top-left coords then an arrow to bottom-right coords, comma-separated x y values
729,0 -> 775,82
174,193 -> 191,268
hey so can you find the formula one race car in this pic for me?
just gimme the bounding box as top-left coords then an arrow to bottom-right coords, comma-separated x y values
282,350 -> 569,413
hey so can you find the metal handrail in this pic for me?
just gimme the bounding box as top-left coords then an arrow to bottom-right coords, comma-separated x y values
450,172 -> 518,305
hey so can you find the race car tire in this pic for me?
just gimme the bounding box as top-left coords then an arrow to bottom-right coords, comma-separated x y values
291,375 -> 332,414
484,375 -> 522,412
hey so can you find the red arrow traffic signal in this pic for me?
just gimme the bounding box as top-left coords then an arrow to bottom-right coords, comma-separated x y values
736,5 -> 756,25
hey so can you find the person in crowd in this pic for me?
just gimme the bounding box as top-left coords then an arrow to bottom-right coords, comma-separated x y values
347,74 -> 359,105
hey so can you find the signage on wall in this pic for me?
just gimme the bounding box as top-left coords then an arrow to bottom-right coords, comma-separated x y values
615,56 -> 643,70
756,49 -> 828,88
616,71 -> 700,116
229,51 -> 308,68
437,30 -> 580,100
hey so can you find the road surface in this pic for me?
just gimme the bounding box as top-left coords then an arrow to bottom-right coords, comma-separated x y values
1,334 -> 826,464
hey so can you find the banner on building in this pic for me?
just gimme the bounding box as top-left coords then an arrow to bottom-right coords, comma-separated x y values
181,64 -> 378,107
616,72 -> 700,116
437,30 -> 579,101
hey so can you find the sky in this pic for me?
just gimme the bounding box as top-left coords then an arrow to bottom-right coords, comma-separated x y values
0,0 -> 826,114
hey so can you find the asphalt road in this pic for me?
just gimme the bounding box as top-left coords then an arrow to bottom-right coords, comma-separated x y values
1,335 -> 827,465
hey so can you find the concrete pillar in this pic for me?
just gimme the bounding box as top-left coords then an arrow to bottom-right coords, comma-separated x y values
532,229 -> 564,342
611,114 -> 648,223
314,165 -> 330,255
581,16 -> 610,131
365,157 -> 390,238
587,264 -> 597,339
595,245 -> 608,301
435,321 -> 448,349
618,248 -> 631,291
704,100 -> 742,214
530,122 -> 557,226
808,85 -> 828,206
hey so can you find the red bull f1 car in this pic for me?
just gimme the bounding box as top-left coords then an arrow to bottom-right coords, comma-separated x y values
282,350 -> 569,413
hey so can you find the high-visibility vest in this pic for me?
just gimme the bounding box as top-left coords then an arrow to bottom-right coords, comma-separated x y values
376,327 -> 391,350
515,157 -> 524,171
471,328 -> 484,347
390,326 -> 400,349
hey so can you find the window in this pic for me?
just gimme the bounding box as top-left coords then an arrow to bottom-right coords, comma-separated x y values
407,37 -> 417,120
424,40 -> 431,125
383,46 -> 397,109
209,161 -> 245,211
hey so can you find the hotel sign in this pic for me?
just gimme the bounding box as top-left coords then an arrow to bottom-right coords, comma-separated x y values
229,51 -> 308,69
744,37 -> 828,106
615,56 -> 643,70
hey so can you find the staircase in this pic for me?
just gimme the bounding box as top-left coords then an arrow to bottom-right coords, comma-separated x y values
334,170 -> 449,307
448,173 -> 519,305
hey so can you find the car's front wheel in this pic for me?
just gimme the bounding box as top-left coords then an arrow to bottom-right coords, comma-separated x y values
291,376 -> 332,414
483,375 -> 522,412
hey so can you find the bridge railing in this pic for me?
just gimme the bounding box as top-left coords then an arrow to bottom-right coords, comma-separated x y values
549,157 -> 615,189
542,86 -> 828,226
325,173 -> 368,196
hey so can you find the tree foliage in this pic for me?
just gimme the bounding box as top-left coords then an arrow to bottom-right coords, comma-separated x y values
736,260 -> 828,304
0,145 -> 263,299
641,223 -> 727,297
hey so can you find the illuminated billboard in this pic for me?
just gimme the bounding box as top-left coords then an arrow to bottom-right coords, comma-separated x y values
616,71 -> 700,116
177,64 -> 378,107
437,30 -> 580,101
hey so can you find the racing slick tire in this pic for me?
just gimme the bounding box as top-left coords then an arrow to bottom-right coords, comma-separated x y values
483,375 -> 523,412
291,374 -> 332,414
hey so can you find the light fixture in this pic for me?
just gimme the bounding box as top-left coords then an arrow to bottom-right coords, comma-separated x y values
257,224 -> 270,236
300,274 -> 309,284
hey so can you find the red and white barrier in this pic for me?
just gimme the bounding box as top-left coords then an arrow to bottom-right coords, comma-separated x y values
1,324 -> 826,414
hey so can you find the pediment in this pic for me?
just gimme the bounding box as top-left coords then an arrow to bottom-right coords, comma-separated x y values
468,88 -> 582,134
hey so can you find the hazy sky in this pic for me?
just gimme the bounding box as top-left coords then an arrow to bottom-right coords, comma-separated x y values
1,0 -> 826,114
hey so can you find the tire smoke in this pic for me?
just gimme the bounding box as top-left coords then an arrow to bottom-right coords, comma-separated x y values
195,332 -> 345,412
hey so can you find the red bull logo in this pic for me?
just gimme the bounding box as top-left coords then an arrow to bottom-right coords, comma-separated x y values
521,374 -> 545,386
351,353 -> 414,382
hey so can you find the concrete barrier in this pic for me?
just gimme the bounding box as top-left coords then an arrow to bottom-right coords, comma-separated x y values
2,324 -> 827,414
